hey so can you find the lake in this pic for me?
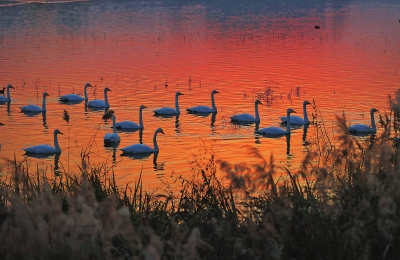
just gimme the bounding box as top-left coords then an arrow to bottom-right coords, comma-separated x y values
0,0 -> 399,188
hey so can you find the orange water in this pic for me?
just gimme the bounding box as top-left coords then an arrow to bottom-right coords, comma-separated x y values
0,0 -> 399,188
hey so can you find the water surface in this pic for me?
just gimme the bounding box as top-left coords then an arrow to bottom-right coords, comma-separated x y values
0,0 -> 399,187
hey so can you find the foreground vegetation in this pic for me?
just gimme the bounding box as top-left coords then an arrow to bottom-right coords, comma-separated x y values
2,97 -> 400,259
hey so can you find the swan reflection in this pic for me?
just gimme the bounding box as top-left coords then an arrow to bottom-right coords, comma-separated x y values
285,134 -> 291,155
210,112 -> 216,128
153,152 -> 164,171
104,145 -> 118,165
302,123 -> 310,146
54,153 -> 61,176
87,105 -> 110,112
175,115 -> 181,133
42,111 -> 47,127
2,101 -> 11,115
154,113 -> 181,133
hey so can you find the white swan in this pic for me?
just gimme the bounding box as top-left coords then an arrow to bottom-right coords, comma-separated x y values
116,105 -> 147,130
0,85 -> 14,103
280,100 -> 311,125
230,99 -> 263,123
256,108 -> 296,136
87,87 -> 111,108
22,129 -> 63,154
153,92 -> 184,116
349,108 -> 378,134
59,82 -> 92,102
187,90 -> 219,114
20,92 -> 49,112
104,115 -> 121,144
121,127 -> 164,154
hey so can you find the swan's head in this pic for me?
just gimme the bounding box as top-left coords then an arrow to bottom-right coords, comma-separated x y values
54,129 -> 63,135
255,100 -> 263,105
287,108 -> 296,114
43,92 -> 50,97
156,127 -> 165,135
6,84 -> 14,90
140,105 -> 147,110
304,100 -> 311,106
176,92 -> 184,96
211,90 -> 219,95
84,83 -> 93,88
371,108 -> 378,114
104,87 -> 112,92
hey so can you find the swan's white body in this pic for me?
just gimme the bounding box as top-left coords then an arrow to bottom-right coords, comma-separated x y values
256,108 -> 296,136
0,85 -> 14,103
20,92 -> 49,112
116,105 -> 146,129
280,100 -> 311,125
121,127 -> 164,154
104,115 -> 121,144
153,92 -> 184,116
187,90 -> 219,113
230,100 -> 262,123
60,83 -> 92,102
87,87 -> 111,108
22,129 -> 63,154
349,108 -> 378,134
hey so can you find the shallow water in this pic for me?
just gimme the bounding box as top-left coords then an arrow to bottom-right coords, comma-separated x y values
0,0 -> 399,188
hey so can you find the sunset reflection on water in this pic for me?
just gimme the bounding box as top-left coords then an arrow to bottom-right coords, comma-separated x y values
0,0 -> 399,188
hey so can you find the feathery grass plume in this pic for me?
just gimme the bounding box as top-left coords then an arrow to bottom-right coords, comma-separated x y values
0,155 -> 143,259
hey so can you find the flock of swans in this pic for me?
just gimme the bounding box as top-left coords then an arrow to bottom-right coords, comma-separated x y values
0,83 -> 379,159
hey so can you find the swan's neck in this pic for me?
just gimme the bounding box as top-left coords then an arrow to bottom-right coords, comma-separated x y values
211,93 -> 217,112
370,111 -> 376,130
254,102 -> 260,121
175,94 -> 180,113
104,90 -> 109,106
84,86 -> 89,101
6,87 -> 11,101
303,104 -> 309,123
153,132 -> 159,152
42,95 -> 47,111
139,108 -> 144,128
112,117 -> 117,133
286,110 -> 291,133
54,132 -> 61,153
